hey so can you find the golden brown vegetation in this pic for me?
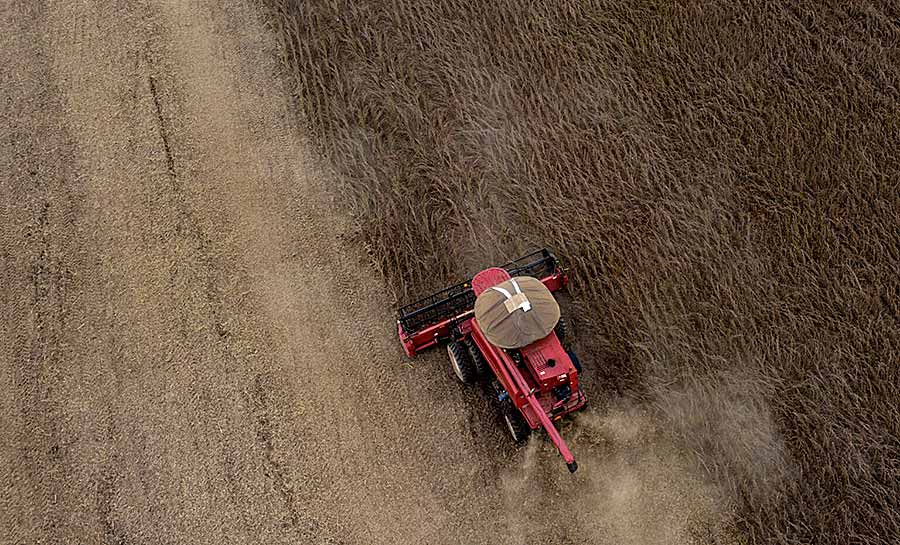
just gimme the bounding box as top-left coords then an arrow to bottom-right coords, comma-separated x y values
265,1 -> 900,543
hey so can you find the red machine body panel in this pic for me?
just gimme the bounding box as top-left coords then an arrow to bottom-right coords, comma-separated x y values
471,267 -> 512,295
520,334 -> 575,390
468,321 -> 578,467
469,325 -> 585,429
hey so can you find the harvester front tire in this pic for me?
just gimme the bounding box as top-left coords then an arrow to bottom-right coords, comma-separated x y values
465,339 -> 490,377
502,401 -> 531,444
554,317 -> 568,344
448,341 -> 477,384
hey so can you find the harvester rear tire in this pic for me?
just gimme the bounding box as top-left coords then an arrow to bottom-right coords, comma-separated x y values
554,317 -> 568,344
465,339 -> 490,377
566,349 -> 583,374
447,341 -> 477,384
501,400 -> 531,444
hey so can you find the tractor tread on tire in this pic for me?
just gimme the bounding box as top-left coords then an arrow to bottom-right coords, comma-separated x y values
501,399 -> 531,444
566,348 -> 583,374
448,341 -> 477,384
554,317 -> 568,344
465,339 -> 490,377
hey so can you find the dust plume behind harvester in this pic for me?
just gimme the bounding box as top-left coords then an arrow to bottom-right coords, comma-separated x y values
397,249 -> 586,472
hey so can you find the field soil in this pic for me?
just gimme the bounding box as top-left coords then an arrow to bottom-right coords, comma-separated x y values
2,1 -> 729,544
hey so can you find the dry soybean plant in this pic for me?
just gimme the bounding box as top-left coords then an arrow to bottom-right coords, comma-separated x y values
265,1 -> 900,543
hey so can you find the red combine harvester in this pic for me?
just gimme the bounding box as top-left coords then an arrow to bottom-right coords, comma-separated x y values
397,249 -> 586,472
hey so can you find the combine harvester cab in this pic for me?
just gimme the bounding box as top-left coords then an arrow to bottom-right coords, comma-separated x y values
397,249 -> 586,472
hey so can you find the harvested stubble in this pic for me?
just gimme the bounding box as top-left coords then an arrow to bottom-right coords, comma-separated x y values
265,1 -> 900,543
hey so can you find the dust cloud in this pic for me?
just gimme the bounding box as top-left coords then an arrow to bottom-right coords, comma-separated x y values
498,403 -> 739,545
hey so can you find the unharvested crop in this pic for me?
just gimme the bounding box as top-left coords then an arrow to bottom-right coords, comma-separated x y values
265,1 -> 900,543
